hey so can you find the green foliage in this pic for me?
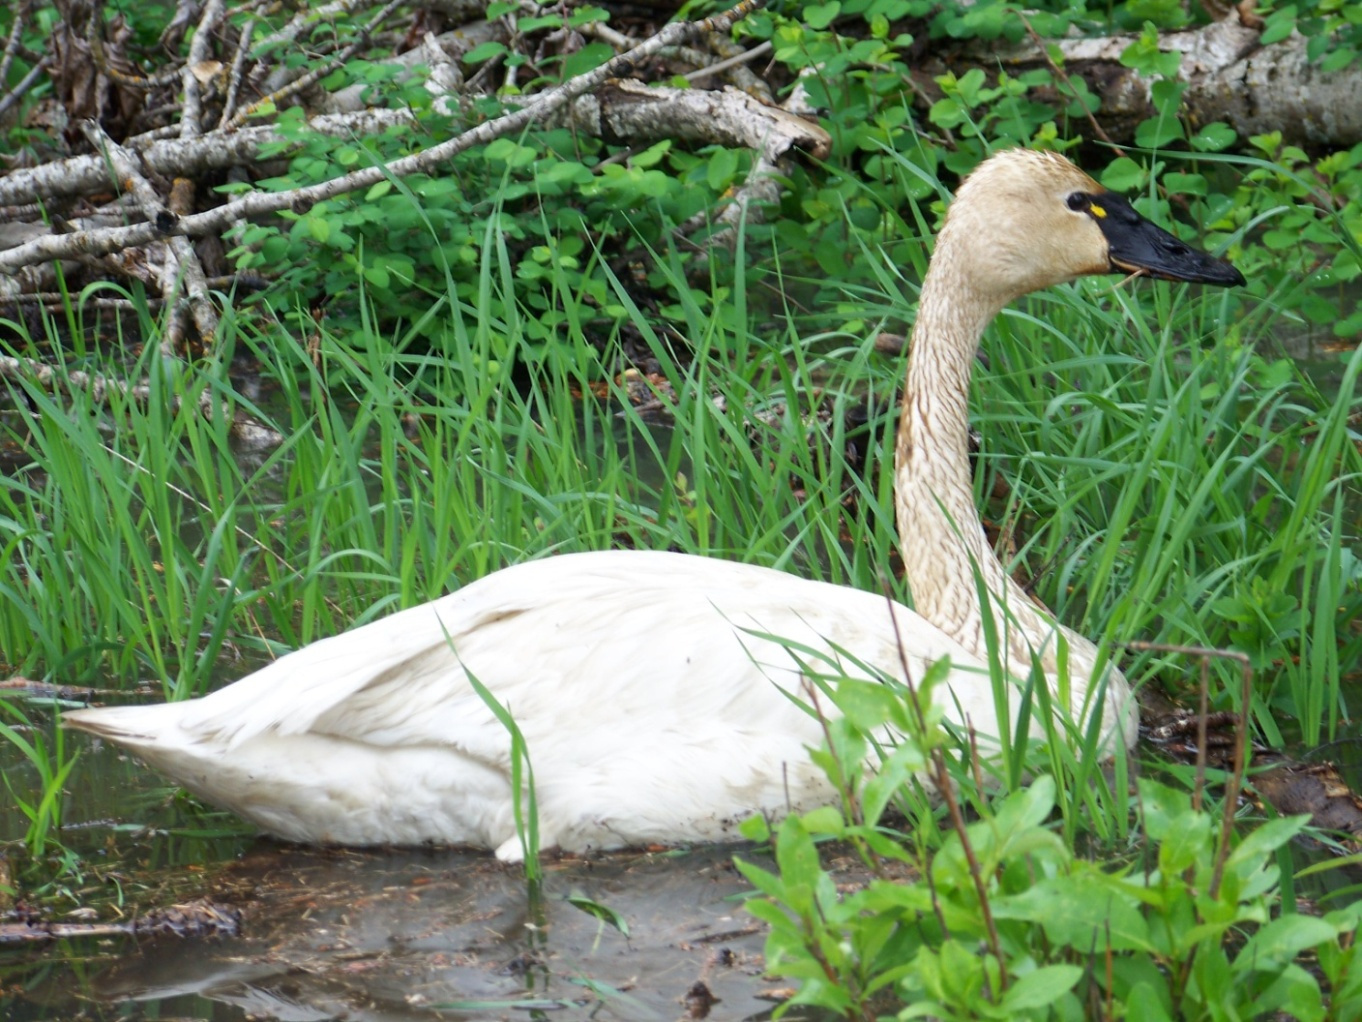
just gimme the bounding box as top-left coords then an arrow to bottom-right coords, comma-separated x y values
119,0 -> 1354,390
739,683 -> 1362,1021
0,698 -> 76,858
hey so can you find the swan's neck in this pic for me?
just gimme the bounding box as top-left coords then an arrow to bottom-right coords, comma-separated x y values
894,256 -> 1067,669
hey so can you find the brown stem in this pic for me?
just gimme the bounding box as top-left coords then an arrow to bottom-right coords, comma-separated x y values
1016,11 -> 1114,147
1125,640 -> 1254,902
883,588 -> 1008,996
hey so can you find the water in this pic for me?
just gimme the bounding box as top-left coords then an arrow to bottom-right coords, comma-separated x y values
2,727 -> 792,1021
6,846 -> 781,1020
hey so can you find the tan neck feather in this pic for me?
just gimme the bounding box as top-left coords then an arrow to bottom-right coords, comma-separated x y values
894,237 -> 1096,679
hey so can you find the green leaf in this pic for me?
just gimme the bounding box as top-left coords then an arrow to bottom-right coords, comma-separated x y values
738,814 -> 770,842
1134,116 -> 1184,149
1227,816 -> 1311,872
1234,914 -> 1339,974
733,856 -> 786,901
631,140 -> 671,169
568,5 -> 610,27
1119,23 -> 1182,77
485,138 -> 537,168
832,677 -> 901,731
463,40 -> 508,64
538,160 -> 592,185
1101,156 -> 1147,192
992,872 -> 1153,952
928,97 -> 965,130
804,2 -> 841,29
563,41 -> 614,78
706,148 -> 740,191
1162,171 -> 1206,195
1320,46 -> 1357,73
774,817 -> 821,905
1001,964 -> 1082,1010
1190,122 -> 1236,152
800,805 -> 846,836
518,15 -> 562,32
1260,7 -> 1297,46
565,891 -> 630,936
862,741 -> 926,825
1157,810 -> 1211,874
1125,980 -> 1175,1022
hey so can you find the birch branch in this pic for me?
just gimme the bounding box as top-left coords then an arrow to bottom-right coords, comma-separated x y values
81,122 -> 221,347
939,12 -> 1362,148
0,0 -> 771,277
180,0 -> 227,140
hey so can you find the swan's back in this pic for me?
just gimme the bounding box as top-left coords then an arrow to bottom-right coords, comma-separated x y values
68,551 -> 1025,859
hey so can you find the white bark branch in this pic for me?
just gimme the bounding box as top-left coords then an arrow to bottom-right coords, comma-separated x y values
81,122 -> 221,346
0,0 -> 771,277
954,12 -> 1362,148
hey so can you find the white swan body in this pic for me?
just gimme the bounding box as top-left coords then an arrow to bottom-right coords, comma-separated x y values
64,149 -> 1244,859
71,552 -> 998,860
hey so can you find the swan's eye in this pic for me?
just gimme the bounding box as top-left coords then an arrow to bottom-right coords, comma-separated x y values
1066,192 -> 1088,211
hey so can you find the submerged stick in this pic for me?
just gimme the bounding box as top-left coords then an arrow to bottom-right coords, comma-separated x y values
0,898 -> 241,946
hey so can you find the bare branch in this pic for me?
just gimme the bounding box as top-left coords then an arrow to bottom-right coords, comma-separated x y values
0,0 -> 771,277
181,0 -> 227,139
80,121 -> 221,347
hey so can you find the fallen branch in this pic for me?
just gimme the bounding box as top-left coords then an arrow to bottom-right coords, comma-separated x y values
0,352 -> 284,449
81,122 -> 221,347
0,898 -> 242,946
0,0 -> 772,278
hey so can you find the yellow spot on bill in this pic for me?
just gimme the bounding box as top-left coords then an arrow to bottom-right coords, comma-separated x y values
1089,203 -> 1107,219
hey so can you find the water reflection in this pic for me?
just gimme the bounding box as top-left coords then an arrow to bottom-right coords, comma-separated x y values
3,731 -> 788,1021
6,840 -> 781,1021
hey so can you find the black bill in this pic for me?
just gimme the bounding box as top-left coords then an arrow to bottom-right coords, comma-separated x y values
1090,192 -> 1245,287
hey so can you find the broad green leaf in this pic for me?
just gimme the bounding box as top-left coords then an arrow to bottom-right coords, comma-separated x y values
1101,156 -> 1146,192
706,148 -> 740,191
1157,810 -> 1211,874
1190,121 -> 1237,152
992,873 -> 1153,952
804,2 -> 841,29
1224,815 -> 1309,872
1001,964 -> 1082,1010
463,40 -> 508,64
1234,914 -> 1339,974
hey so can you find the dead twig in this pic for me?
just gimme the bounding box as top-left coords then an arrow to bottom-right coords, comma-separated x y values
80,121 -> 220,348
0,0 -> 772,277
222,0 -> 407,130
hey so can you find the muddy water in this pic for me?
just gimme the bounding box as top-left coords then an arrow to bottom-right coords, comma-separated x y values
2,734 -> 802,1021
8,847 -> 779,1021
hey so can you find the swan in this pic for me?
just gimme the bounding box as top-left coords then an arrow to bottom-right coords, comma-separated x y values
64,148 -> 1244,861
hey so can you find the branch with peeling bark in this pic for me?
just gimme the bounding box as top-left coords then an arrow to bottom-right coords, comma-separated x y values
80,122 -> 221,349
938,11 -> 1362,149
1,0 -> 820,292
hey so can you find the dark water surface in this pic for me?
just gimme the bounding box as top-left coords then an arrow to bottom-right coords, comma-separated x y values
1,731 -> 802,1021
7,845 -> 780,1021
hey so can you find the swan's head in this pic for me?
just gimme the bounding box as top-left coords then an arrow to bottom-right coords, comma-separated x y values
938,148 -> 1245,301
